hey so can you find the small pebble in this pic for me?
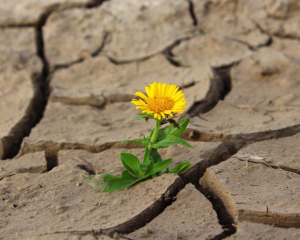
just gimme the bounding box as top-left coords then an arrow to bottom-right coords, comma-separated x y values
150,197 -> 156,201
76,182 -> 82,187
55,205 -> 67,214
177,232 -> 184,239
113,232 -> 119,239
139,230 -> 151,238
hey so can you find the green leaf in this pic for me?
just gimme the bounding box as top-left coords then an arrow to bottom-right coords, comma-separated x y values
119,152 -> 141,178
149,149 -> 163,176
135,115 -> 146,120
169,162 -> 191,174
151,149 -> 162,163
147,128 -> 155,144
83,170 -> 139,192
156,118 -> 190,142
122,139 -> 146,147
152,135 -> 194,149
151,173 -> 159,178
165,168 -> 170,173
134,113 -> 154,120
140,160 -> 153,176
145,158 -> 172,177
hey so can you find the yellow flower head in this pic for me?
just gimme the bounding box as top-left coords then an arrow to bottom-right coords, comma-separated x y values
132,82 -> 187,120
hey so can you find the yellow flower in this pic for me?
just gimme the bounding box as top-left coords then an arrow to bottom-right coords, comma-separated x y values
132,82 -> 187,120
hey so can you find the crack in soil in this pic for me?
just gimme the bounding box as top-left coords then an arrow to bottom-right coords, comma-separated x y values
101,177 -> 185,237
253,20 -> 300,41
51,31 -> 110,71
177,124 -> 300,237
186,65 -> 232,117
273,33 -> 300,40
251,20 -> 273,48
105,36 -> 196,66
0,16 -> 51,160
162,36 -> 208,67
0,173 -> 16,182
233,156 -> 300,175
0,67 -> 47,160
0,0 -> 106,28
17,123 -> 300,173
18,140 -> 143,171
182,128 -> 230,142
195,184 -> 237,240
45,150 -> 58,172
77,164 -> 96,175
50,92 -> 134,108
223,34 -> 272,51
187,0 -> 198,26
38,141 -> 232,239
37,177 -> 186,238
238,210 -> 300,228
183,123 -> 300,145
85,0 -> 108,9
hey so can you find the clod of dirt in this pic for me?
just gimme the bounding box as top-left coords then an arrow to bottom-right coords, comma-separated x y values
227,222 -> 300,240
126,184 -> 223,240
0,46 -> 43,159
0,0 -> 104,26
250,0 -> 300,38
58,149 -> 139,176
188,101 -> 272,134
200,157 -> 300,228
236,132 -> 300,174
192,0 -> 270,48
21,232 -> 112,240
0,152 -> 47,180
0,28 -> 36,52
271,36 -> 300,61
229,48 -> 300,108
172,34 -> 252,67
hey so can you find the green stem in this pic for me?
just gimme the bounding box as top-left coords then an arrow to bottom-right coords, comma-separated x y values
144,120 -> 160,164
150,119 -> 161,145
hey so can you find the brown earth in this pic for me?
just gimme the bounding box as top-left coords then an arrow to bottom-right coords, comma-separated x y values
1,0 -> 300,239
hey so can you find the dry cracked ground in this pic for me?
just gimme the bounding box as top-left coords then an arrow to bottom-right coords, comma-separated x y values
1,0 -> 300,239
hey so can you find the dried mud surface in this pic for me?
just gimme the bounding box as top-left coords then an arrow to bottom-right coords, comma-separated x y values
1,0 -> 300,239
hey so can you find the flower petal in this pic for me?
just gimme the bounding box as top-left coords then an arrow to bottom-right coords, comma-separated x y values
134,91 -> 149,101
145,87 -> 153,98
158,82 -> 162,96
162,83 -> 167,96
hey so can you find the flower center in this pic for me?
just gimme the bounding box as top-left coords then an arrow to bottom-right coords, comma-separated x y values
147,96 -> 174,113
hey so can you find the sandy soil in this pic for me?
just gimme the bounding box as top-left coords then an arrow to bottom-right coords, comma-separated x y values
1,0 -> 300,239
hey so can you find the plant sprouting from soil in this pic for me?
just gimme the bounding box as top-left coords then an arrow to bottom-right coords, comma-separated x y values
83,82 -> 193,191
